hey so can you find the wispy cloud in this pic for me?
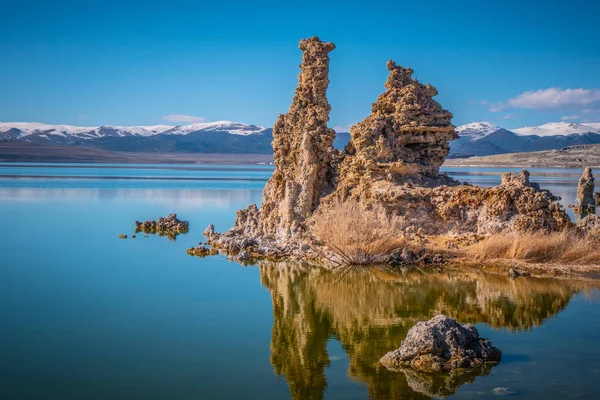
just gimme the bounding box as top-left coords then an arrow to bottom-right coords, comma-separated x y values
502,113 -> 518,120
333,124 -> 354,132
479,88 -> 600,113
77,115 -> 87,120
507,88 -> 600,109
561,115 -> 579,121
162,114 -> 205,124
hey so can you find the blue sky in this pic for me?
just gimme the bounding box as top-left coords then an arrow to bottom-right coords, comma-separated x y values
1,0 -> 599,130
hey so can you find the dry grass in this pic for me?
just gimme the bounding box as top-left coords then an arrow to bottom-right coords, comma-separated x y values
467,229 -> 600,265
312,199 -> 407,265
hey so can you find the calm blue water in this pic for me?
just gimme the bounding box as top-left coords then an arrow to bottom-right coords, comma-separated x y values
0,163 -> 598,399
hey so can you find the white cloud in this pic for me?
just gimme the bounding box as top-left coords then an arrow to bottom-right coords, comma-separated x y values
333,124 -> 354,132
582,109 -> 600,115
502,113 -> 518,120
162,114 -> 206,123
506,88 -> 600,109
561,115 -> 579,121
77,115 -> 87,120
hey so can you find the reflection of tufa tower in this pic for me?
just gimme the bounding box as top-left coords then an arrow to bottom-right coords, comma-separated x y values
259,263 -> 585,399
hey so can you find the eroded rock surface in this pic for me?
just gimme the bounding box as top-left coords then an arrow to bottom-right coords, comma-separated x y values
206,36 -> 570,262
380,315 -> 501,373
336,60 -> 457,197
574,168 -> 595,215
135,213 -> 189,239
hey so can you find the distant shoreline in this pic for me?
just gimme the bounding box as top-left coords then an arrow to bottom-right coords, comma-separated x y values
3,141 -> 599,169
0,142 -> 274,165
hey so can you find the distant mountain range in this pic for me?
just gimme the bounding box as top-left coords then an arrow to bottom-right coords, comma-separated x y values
451,121 -> 600,157
2,120 -> 599,157
0,121 -> 274,153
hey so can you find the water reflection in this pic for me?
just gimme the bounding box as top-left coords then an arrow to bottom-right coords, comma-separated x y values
259,263 -> 597,399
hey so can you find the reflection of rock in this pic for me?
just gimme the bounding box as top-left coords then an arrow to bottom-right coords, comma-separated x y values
401,365 -> 493,398
186,245 -> 218,257
135,213 -> 189,240
258,262 -> 596,400
380,315 -> 501,372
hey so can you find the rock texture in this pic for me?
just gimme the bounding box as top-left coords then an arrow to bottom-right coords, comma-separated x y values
206,37 -> 571,262
380,315 -> 501,372
336,60 -> 457,197
574,168 -> 595,215
135,214 -> 189,239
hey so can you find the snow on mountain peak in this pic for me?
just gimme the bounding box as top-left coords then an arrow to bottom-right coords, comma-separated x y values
0,120 -> 268,140
455,122 -> 501,139
163,121 -> 267,136
513,121 -> 600,137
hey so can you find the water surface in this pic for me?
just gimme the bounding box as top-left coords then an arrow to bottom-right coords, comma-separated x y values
0,163 -> 598,399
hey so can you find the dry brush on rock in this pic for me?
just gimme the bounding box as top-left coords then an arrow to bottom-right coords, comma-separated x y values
205,36 -> 581,267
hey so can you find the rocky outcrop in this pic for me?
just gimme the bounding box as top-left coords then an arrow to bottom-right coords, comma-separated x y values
335,60 -> 457,198
380,315 -> 501,373
135,213 -> 189,239
206,37 -> 571,262
574,168 -> 595,216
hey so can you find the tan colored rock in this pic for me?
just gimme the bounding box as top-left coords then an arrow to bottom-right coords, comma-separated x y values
207,37 -> 571,260
380,315 -> 502,373
574,167 -> 595,213
336,60 -> 457,199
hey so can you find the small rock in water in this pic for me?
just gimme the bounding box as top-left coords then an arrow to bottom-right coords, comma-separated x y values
119,234 -> 127,239
492,387 -> 516,396
131,235 -> 136,239
380,315 -> 501,372
508,268 -> 520,278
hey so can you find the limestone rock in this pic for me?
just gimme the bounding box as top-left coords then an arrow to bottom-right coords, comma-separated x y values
574,168 -> 595,213
206,37 -> 571,261
380,315 -> 501,372
577,213 -> 600,233
336,60 -> 457,199
207,36 -> 338,252
135,213 -> 189,239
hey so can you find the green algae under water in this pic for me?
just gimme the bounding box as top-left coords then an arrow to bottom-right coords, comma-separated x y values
0,163 -> 599,399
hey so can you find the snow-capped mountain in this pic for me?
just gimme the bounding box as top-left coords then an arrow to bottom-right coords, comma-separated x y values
163,121 -> 267,136
0,121 -> 269,143
455,122 -> 501,140
451,121 -> 600,157
0,122 -> 174,141
513,122 -> 600,137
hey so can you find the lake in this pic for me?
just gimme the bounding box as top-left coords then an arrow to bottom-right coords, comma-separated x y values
1,163 -> 598,399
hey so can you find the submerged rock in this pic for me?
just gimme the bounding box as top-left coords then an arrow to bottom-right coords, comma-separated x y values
380,315 -> 501,373
118,234 -> 127,239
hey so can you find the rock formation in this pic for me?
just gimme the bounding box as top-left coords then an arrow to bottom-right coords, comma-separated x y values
135,213 -> 189,239
380,315 -> 502,372
574,168 -> 595,216
335,60 -> 457,198
205,37 -> 571,262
